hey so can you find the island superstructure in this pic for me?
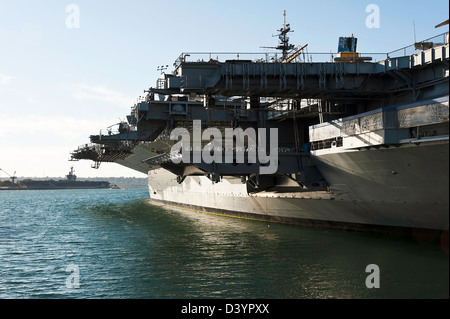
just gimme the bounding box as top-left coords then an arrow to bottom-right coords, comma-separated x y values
72,15 -> 449,234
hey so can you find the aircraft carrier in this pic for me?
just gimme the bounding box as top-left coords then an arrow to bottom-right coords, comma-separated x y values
2,167 -> 113,190
71,15 -> 449,235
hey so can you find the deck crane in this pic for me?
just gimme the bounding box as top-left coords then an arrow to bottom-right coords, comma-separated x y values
0,168 -> 17,186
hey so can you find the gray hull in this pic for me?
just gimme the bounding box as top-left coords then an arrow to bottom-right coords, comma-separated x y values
21,180 -> 111,190
148,140 -> 449,232
70,32 -> 449,235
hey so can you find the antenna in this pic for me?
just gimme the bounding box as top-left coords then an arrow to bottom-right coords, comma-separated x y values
260,11 -> 305,62
413,20 -> 417,43
157,65 -> 169,74
276,10 -> 295,60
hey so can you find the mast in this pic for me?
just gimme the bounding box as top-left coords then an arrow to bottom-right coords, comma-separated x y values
260,10 -> 302,62
276,10 -> 295,61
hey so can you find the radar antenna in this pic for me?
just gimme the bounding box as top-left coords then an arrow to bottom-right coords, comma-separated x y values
261,10 -> 298,61
276,10 -> 295,60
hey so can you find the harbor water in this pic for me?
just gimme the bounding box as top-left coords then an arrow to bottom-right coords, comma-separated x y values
0,188 -> 448,299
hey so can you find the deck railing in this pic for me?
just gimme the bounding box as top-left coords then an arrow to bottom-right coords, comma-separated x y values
173,32 -> 448,68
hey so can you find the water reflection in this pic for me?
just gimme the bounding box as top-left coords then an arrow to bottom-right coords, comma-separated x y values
139,201 -> 448,298
1,188 -> 446,299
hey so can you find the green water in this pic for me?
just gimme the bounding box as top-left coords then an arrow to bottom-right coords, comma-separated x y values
0,188 -> 448,299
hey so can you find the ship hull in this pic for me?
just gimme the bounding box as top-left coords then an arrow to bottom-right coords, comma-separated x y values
69,39 -> 449,236
20,181 -> 111,190
147,139 -> 449,233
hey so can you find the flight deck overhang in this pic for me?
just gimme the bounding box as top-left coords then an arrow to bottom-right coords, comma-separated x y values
162,43 -> 449,99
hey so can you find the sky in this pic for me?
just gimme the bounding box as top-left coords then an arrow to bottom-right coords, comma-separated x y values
0,0 -> 448,178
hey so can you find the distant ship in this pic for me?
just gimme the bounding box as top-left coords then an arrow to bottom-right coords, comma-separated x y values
19,167 -> 114,190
